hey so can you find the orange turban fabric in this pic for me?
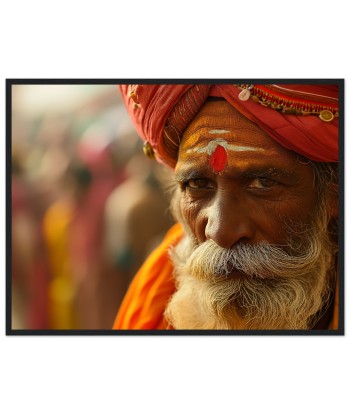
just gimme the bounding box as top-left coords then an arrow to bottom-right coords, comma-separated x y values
119,84 -> 339,168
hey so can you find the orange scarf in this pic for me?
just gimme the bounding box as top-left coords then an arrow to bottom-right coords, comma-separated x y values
113,223 -> 338,331
113,224 -> 183,329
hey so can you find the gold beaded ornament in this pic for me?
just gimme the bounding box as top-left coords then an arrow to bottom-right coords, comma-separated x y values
236,84 -> 338,123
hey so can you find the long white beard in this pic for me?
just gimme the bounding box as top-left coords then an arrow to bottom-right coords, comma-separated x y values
164,209 -> 336,330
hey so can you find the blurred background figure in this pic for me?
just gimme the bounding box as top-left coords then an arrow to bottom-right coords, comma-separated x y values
103,144 -> 175,323
12,146 -> 50,329
11,84 -> 175,329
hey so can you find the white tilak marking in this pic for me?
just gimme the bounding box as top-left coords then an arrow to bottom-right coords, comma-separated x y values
209,129 -> 230,134
186,139 -> 260,156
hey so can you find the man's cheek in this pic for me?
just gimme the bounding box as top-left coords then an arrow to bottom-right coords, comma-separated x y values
258,208 -> 307,245
181,198 -> 197,225
180,198 -> 205,239
245,203 -> 289,244
264,198 -> 314,232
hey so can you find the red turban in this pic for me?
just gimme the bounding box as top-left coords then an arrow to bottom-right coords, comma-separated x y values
119,84 -> 339,169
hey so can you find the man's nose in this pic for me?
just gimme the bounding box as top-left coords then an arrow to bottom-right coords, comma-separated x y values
204,194 -> 255,249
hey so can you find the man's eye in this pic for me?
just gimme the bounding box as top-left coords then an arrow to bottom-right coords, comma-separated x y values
185,178 -> 214,190
248,177 -> 278,189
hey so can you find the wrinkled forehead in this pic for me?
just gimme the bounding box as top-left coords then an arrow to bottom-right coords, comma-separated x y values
176,100 -> 301,174
179,100 -> 276,152
182,100 -> 288,155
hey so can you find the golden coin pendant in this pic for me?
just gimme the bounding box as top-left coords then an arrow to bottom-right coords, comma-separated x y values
319,110 -> 334,122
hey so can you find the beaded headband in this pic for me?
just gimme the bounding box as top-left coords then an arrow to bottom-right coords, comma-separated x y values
236,84 -> 339,122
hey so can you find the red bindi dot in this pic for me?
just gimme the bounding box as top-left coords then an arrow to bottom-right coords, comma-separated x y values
209,144 -> 227,173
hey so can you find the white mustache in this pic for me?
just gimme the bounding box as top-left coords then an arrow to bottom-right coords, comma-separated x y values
185,238 -> 323,280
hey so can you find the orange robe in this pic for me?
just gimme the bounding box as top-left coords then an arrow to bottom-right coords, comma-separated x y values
113,223 -> 339,331
113,223 -> 183,329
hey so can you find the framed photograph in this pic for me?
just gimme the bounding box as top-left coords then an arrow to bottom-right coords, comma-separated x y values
6,79 -> 344,335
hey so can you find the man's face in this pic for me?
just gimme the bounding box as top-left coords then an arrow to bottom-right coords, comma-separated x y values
174,100 -> 317,254
166,100 -> 334,330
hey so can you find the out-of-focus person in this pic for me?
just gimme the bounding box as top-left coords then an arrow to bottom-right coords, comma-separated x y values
103,143 -> 175,316
12,149 -> 50,329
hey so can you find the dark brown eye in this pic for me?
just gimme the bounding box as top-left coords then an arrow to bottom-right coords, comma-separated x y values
186,178 -> 215,189
248,177 -> 278,189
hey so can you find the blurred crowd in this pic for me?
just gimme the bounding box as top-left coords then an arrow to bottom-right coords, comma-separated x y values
11,85 -> 175,330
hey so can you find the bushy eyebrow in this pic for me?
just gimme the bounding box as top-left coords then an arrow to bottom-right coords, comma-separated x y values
174,169 -> 206,182
174,165 -> 293,182
243,167 -> 293,179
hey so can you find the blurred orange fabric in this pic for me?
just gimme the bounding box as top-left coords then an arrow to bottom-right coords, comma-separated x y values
42,200 -> 77,329
113,223 -> 183,330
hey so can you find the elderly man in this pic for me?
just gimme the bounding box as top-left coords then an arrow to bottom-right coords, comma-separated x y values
113,83 -> 340,331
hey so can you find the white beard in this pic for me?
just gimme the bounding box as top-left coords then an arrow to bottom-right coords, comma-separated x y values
164,226 -> 335,331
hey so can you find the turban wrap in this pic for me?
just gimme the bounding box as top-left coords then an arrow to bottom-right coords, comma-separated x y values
119,84 -> 339,169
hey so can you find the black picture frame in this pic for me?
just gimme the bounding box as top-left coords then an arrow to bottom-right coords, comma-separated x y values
6,78 -> 344,336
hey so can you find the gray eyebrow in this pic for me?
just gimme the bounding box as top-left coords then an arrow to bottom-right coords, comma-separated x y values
174,165 -> 293,182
